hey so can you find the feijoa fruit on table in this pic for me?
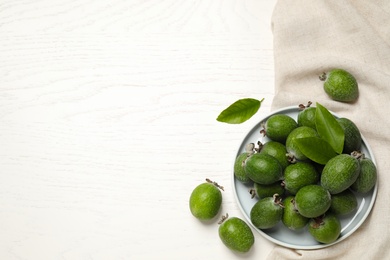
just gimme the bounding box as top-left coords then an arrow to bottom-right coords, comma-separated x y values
218,214 -> 254,253
189,179 -> 223,220
320,68 -> 359,102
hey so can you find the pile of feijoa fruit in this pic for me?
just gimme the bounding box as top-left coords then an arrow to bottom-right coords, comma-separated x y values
234,101 -> 377,244
190,68 -> 375,253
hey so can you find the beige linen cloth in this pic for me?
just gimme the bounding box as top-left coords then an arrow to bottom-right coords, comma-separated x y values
269,1 -> 390,259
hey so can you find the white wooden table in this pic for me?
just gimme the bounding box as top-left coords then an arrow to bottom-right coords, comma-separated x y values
0,1 -> 277,259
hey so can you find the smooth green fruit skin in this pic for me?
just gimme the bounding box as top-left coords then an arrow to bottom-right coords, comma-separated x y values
219,217 -> 255,253
283,162 -> 319,195
254,181 -> 285,199
234,153 -> 251,183
265,114 -> 298,143
329,189 -> 358,216
351,158 -> 377,193
250,196 -> 283,229
244,153 -> 283,185
298,107 -> 317,129
295,185 -> 331,218
189,183 -> 222,220
309,214 -> 341,244
286,126 -> 318,161
337,118 -> 362,154
323,69 -> 359,102
282,196 -> 309,230
260,141 -> 290,169
321,154 -> 360,194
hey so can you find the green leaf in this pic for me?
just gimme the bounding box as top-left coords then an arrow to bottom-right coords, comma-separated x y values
217,98 -> 264,124
295,137 -> 338,165
315,102 -> 345,154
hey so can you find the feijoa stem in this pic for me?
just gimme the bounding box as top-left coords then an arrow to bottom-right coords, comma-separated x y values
245,143 -> 256,156
298,101 -> 313,110
245,141 -> 264,155
218,213 -> 229,225
246,143 -> 255,153
249,188 -> 256,199
312,215 -> 325,228
256,141 -> 264,153
287,153 -> 297,163
351,151 -> 364,160
273,193 -> 284,208
319,72 -> 327,81
291,198 -> 299,212
206,178 -> 224,191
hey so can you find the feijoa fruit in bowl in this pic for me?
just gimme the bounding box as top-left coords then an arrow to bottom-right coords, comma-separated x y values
282,196 -> 309,230
250,194 -> 284,229
308,213 -> 341,244
350,153 -> 377,194
295,184 -> 331,218
297,101 -> 316,129
282,161 -> 319,195
262,114 -> 298,143
286,126 -> 318,162
232,104 -> 378,249
321,154 -> 360,195
244,153 -> 283,185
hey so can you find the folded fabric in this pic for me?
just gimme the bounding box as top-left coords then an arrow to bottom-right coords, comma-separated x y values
269,1 -> 390,259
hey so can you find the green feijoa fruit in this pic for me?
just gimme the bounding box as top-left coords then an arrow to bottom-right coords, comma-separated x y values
244,153 -> 283,185
259,141 -> 290,169
286,126 -> 319,161
263,114 -> 298,143
234,152 -> 251,183
250,194 -> 284,229
298,106 -> 317,129
308,214 -> 341,244
351,157 -> 377,193
282,196 -> 309,230
320,68 -> 359,102
218,215 -> 254,253
329,189 -> 358,216
189,179 -> 223,220
251,181 -> 285,199
283,162 -> 319,195
337,118 -> 362,154
321,154 -> 360,194
295,185 -> 331,218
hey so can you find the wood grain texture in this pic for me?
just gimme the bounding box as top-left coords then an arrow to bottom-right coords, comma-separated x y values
0,1 -> 277,259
